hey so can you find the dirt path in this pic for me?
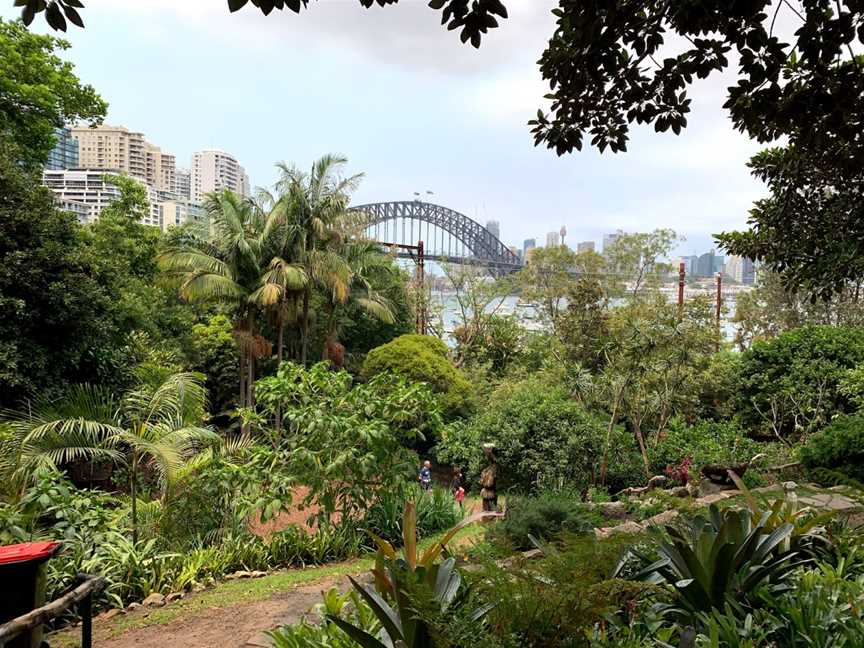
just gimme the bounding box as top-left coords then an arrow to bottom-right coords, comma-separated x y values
95,577 -> 345,648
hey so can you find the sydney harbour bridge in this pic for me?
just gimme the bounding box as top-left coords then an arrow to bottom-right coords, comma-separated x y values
347,201 -> 524,274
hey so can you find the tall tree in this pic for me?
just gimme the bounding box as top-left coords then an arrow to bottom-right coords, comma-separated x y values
159,191 -> 270,417
0,140 -> 118,408
274,154 -> 363,365
605,229 -> 679,298
0,17 -> 106,168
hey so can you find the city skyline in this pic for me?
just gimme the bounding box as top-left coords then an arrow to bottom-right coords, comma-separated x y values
0,1 -> 769,258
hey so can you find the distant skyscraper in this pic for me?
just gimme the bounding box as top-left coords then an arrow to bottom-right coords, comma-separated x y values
546,231 -> 560,247
173,167 -> 191,200
45,127 -> 79,170
696,250 -> 716,277
191,149 -> 249,203
523,238 -> 536,258
680,255 -> 699,276
603,233 -> 620,252
577,241 -> 595,253
486,219 -> 501,240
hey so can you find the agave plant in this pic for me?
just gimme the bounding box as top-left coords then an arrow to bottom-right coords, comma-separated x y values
619,504 -> 808,619
326,502 -> 499,648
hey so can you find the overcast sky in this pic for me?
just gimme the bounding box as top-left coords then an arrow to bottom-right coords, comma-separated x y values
5,0 -> 776,256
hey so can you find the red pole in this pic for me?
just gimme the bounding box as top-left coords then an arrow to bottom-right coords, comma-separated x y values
677,261 -> 685,311
417,240 -> 426,335
715,272 -> 722,350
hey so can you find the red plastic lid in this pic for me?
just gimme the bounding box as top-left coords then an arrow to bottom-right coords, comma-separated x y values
0,541 -> 60,565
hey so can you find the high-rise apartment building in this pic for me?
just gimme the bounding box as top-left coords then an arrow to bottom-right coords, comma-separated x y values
160,199 -> 206,233
603,232 -> 620,253
72,125 -> 148,180
72,125 -> 176,192
173,167 -> 191,200
43,169 -> 161,227
577,241 -> 595,253
46,127 -> 79,170
523,238 -> 536,258
546,231 -> 560,247
724,255 -> 756,284
191,149 -> 249,203
486,219 -> 501,240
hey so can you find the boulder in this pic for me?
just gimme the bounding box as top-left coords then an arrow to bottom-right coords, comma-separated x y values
249,570 -> 268,578
98,608 -> 124,620
142,593 -> 166,608
647,475 -> 668,489
166,592 -> 184,603
598,501 -> 627,518
226,570 -> 253,580
126,602 -> 142,612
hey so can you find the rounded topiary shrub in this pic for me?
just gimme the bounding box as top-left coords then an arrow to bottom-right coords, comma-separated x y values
361,334 -> 474,418
800,414 -> 864,482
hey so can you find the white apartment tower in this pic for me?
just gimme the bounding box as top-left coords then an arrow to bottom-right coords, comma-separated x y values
191,149 -> 249,203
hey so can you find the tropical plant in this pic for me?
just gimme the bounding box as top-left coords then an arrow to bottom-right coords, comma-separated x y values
1,372 -> 218,542
327,502 -> 496,648
159,190 -> 280,415
620,504 -> 806,619
363,484 -> 462,547
271,154 -> 362,365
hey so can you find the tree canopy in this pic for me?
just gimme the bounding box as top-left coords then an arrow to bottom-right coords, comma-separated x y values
0,17 -> 106,168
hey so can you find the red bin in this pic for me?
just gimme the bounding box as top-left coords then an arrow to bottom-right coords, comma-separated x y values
0,541 -> 60,648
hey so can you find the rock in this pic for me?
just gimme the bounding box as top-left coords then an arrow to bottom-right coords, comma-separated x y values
521,549 -> 543,560
670,486 -> 691,498
98,608 -> 124,620
226,570 -> 252,580
191,584 -> 206,593
126,602 -> 142,612
249,570 -> 268,578
647,475 -> 668,489
598,501 -> 627,518
698,479 -> 736,497
166,592 -> 184,603
645,510 -> 679,527
142,593 -> 166,608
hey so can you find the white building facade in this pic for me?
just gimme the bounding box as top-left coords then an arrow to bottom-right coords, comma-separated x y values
190,149 -> 249,203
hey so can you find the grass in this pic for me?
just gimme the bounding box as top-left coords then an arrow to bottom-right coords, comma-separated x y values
49,524 -> 486,647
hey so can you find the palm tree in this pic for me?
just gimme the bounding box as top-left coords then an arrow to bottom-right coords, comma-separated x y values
2,373 -> 218,543
319,240 -> 396,366
159,190 -> 271,414
274,154 -> 363,365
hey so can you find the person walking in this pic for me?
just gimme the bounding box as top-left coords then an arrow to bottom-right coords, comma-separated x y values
419,460 -> 432,492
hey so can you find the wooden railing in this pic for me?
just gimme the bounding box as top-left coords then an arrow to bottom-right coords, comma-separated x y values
0,574 -> 105,648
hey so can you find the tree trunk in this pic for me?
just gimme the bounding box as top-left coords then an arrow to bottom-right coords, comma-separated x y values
634,422 -> 651,480
600,385 -> 625,485
275,314 -> 284,433
301,289 -> 310,366
130,452 -> 138,545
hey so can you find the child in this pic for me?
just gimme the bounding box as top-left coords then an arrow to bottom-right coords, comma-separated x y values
454,485 -> 465,510
419,460 -> 432,492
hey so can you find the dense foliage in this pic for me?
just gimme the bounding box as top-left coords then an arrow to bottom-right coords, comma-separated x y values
362,334 -> 474,419
736,325 -> 864,438
438,376 -> 642,494
800,414 -> 864,482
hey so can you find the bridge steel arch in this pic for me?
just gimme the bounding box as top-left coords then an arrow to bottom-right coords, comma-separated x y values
348,201 -> 522,273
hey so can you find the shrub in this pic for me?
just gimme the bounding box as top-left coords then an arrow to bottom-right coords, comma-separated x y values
800,414 -> 864,481
651,419 -> 763,475
736,325 -> 864,438
361,334 -> 474,418
437,377 -> 644,493
490,492 -> 597,550
363,485 -> 462,546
